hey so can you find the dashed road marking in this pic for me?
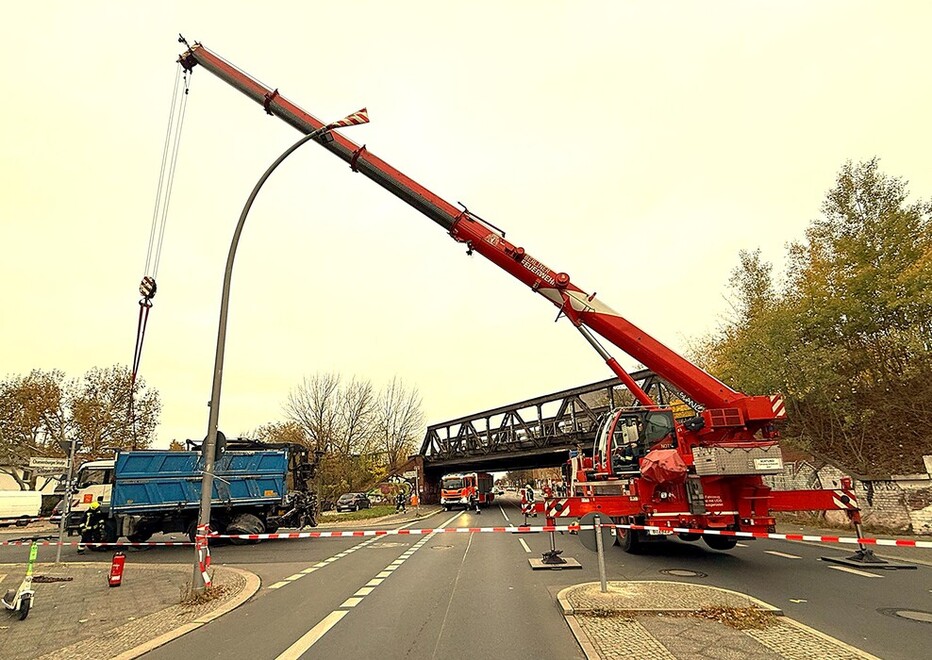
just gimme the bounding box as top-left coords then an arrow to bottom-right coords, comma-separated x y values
269,536 -> 379,589
765,550 -> 802,559
736,543 -> 749,548
518,538 -> 532,553
275,510 -> 464,658
499,504 -> 510,522
828,565 -> 883,578
276,611 -> 347,660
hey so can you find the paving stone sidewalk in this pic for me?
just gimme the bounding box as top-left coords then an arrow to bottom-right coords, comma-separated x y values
559,581 -> 880,660
0,561 -> 255,660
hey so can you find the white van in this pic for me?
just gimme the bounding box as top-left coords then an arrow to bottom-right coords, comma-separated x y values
0,491 -> 42,526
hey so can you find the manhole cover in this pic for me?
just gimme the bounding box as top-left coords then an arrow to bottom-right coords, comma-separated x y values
659,568 -> 707,578
879,608 -> 932,623
431,545 -> 454,550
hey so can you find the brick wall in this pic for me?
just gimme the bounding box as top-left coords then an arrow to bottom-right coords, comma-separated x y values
766,457 -> 932,536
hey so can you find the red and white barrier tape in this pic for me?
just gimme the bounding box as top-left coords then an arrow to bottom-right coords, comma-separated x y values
609,523 -> 932,549
0,540 -> 193,547
213,525 -> 581,540
2,523 -> 929,549
195,523 -> 212,587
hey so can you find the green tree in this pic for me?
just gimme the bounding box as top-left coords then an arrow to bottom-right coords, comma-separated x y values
695,159 -> 932,474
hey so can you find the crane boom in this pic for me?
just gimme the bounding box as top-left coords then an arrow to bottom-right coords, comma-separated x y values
178,43 -> 781,430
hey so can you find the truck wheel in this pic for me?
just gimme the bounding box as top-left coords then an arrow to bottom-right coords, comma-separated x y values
226,513 -> 265,544
128,531 -> 153,543
619,523 -> 641,554
677,533 -> 701,542
703,534 -> 738,551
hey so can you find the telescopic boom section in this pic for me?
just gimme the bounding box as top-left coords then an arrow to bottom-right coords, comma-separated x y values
179,43 -> 776,422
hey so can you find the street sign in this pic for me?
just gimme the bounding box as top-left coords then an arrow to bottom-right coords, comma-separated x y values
403,470 -> 417,479
29,457 -> 69,470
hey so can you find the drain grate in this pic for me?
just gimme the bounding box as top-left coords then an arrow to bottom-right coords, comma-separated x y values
659,568 -> 708,578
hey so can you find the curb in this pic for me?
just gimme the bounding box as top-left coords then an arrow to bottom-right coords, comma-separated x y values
113,565 -> 261,660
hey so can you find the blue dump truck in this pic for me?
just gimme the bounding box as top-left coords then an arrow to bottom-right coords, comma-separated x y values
68,439 -> 320,543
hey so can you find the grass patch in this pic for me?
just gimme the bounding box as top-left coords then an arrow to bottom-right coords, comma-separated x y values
319,504 -> 397,523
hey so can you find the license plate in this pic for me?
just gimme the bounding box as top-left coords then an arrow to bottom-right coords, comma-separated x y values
648,529 -> 674,536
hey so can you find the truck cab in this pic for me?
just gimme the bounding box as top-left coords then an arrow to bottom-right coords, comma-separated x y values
67,460 -> 115,532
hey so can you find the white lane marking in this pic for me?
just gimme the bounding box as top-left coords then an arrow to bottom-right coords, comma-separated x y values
276,611 -> 347,660
270,537 -> 380,589
736,543 -> 749,548
499,504 -> 510,522
518,538 -> 532,553
366,578 -> 384,586
828,565 -> 883,578
765,550 -> 802,559
278,510 -> 464,653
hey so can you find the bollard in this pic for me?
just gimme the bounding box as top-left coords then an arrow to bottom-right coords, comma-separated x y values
593,515 -> 607,593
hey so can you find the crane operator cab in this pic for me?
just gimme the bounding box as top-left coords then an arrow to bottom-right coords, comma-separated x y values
593,407 -> 677,476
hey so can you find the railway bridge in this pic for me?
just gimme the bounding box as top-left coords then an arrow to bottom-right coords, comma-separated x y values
407,369 -> 700,502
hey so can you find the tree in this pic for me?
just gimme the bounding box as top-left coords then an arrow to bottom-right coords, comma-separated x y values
373,377 -> 423,470
694,159 -> 932,474
0,369 -> 67,489
68,365 -> 161,458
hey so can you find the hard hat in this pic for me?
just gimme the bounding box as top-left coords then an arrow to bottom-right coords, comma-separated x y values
90,501 -> 100,510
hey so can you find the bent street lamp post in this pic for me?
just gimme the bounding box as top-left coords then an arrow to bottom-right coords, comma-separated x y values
193,109 -> 369,594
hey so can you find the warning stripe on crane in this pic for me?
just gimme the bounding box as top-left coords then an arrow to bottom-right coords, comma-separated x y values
770,394 -> 786,418
546,499 -> 572,518
833,489 -> 858,510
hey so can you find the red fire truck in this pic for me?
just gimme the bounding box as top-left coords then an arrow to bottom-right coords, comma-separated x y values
177,41 -> 864,555
440,472 -> 495,511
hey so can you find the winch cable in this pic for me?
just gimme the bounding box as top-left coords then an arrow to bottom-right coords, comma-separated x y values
131,63 -> 191,446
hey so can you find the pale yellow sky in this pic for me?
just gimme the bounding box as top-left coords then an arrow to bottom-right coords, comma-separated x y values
2,1 -> 931,446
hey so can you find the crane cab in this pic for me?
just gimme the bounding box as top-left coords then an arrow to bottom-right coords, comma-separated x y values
592,407 -> 677,476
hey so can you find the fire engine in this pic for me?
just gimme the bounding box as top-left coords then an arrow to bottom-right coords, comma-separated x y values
440,472 -> 494,511
177,40 -> 863,554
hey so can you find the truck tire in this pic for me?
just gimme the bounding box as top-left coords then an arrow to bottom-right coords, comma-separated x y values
677,533 -> 701,542
703,534 -> 738,551
620,527 -> 641,554
226,513 -> 265,544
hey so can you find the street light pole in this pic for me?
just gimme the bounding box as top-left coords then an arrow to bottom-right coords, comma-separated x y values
192,109 -> 369,594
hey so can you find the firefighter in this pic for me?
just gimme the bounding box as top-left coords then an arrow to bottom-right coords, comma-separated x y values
524,483 -> 537,518
470,492 -> 480,514
77,500 -> 106,554
395,490 -> 407,513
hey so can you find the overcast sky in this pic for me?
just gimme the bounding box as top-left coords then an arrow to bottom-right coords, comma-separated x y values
3,1 -> 931,447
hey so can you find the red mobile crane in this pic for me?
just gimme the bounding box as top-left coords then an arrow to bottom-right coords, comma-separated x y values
177,41 -> 861,553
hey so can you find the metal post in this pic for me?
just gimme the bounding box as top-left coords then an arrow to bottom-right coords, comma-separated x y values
192,113 -> 367,594
594,514 -> 607,593
55,439 -> 79,564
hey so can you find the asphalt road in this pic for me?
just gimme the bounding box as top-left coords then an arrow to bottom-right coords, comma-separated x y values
5,496 -> 930,658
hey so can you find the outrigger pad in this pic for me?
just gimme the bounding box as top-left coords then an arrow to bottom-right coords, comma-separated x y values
529,557 -> 582,570
821,549 -> 917,570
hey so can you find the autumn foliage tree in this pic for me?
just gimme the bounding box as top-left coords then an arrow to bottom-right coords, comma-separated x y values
694,159 -> 932,474
0,365 -> 161,488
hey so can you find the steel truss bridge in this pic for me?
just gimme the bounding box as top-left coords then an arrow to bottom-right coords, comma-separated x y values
418,369 -> 700,476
